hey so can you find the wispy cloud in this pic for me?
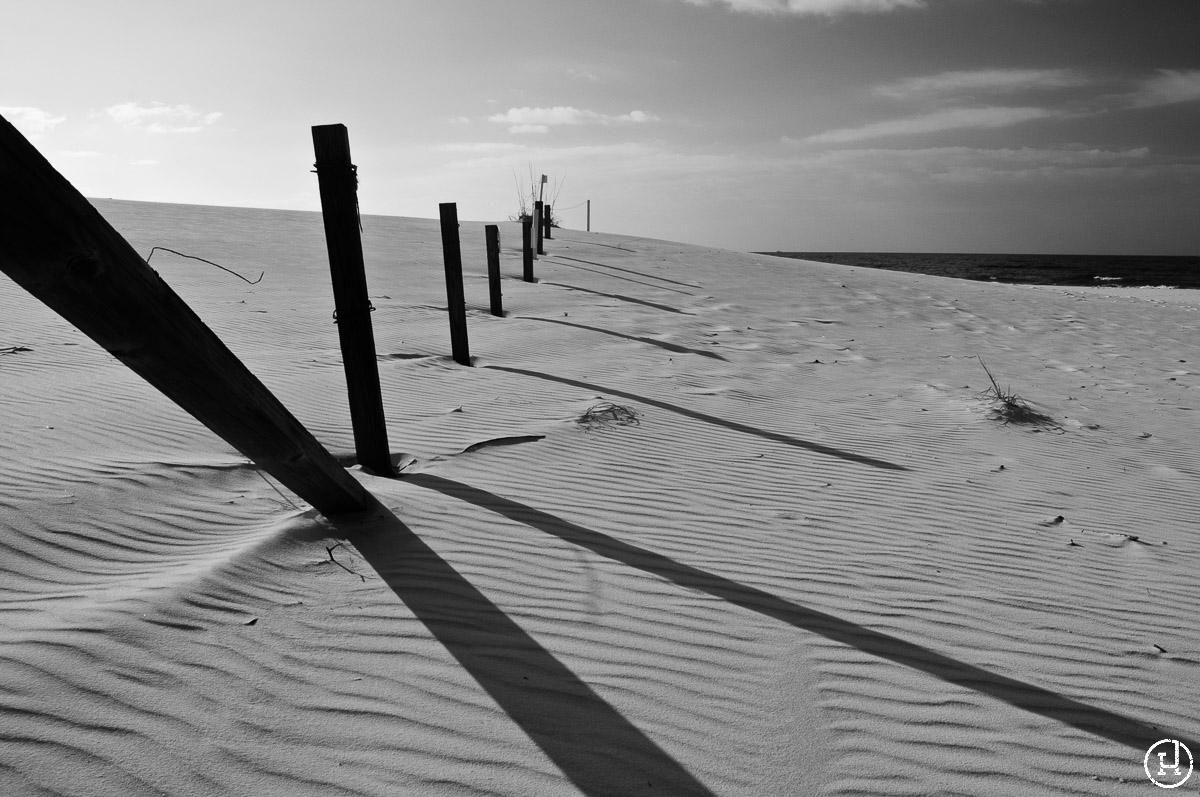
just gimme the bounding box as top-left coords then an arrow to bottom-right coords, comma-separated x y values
105,102 -> 222,134
488,106 -> 658,134
876,69 -> 1087,101
0,106 -> 67,136
803,106 -> 1055,144
677,0 -> 924,16
1129,69 -> 1200,108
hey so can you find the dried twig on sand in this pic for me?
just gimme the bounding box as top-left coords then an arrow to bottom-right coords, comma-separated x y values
976,357 -> 1057,427
577,402 -> 641,431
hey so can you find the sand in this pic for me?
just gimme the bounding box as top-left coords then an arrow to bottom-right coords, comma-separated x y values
1,199 -> 1198,795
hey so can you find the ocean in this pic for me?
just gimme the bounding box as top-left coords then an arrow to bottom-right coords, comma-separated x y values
759,252 -> 1200,289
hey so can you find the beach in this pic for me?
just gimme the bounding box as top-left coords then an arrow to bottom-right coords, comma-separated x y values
2,199 -> 1198,795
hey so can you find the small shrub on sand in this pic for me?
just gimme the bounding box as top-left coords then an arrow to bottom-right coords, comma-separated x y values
976,358 -> 1056,427
577,402 -> 641,431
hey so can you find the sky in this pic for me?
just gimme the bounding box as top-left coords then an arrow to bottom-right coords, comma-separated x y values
3,0 -> 1199,254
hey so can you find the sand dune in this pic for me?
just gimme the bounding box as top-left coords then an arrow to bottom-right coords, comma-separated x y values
2,199 -> 1197,795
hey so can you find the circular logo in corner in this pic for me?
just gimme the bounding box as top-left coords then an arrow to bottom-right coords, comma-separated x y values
1145,739 -> 1193,789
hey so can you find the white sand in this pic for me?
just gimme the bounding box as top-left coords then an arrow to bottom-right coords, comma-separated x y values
2,199 -> 1197,795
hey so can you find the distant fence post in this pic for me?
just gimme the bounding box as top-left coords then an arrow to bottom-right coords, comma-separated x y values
485,224 -> 502,317
522,218 -> 534,282
587,199 -> 591,232
544,204 -> 553,240
0,112 -> 374,516
311,123 -> 393,478
535,200 -> 545,255
438,203 -> 471,366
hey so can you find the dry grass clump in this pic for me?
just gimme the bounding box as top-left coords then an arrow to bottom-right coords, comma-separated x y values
977,358 -> 1057,427
577,402 -> 641,431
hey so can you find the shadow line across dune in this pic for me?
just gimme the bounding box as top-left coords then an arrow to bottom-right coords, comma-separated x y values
519,316 -> 726,361
406,474 -> 1194,754
538,281 -> 691,315
336,504 -> 717,797
542,257 -> 695,295
485,365 -> 907,472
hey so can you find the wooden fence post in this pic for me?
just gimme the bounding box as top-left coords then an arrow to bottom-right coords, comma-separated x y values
485,224 -> 502,317
535,200 -> 545,256
587,199 -> 591,232
439,203 -> 471,366
522,218 -> 534,282
0,112 -> 374,516
544,204 -> 553,240
312,123 -> 393,478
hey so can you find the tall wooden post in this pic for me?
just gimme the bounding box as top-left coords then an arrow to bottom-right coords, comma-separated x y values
0,112 -> 374,516
587,199 -> 591,232
439,203 -> 471,366
534,200 -> 545,256
485,224 -> 502,317
544,204 -> 553,240
312,124 -> 393,478
522,218 -> 534,282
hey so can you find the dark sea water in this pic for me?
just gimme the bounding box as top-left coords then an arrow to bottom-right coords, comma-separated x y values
758,252 -> 1200,289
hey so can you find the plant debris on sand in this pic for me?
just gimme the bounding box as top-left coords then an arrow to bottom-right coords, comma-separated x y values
976,357 -> 1057,427
577,401 -> 641,431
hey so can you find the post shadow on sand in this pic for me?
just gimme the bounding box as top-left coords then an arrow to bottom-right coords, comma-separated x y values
541,256 -> 695,296
332,502 -> 717,797
406,474 -> 1196,754
485,365 -> 908,472
518,316 -> 727,361
539,281 -> 691,315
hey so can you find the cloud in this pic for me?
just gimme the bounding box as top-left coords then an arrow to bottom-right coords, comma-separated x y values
1129,69 -> 1200,108
447,116 -> 471,124
876,69 -> 1087,101
0,106 -> 67,135
676,0 -> 924,16
803,106 -> 1056,144
57,150 -> 106,159
488,106 -> 658,133
105,102 -> 222,134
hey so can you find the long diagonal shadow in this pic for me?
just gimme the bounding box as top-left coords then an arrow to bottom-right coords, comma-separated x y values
541,257 -> 695,295
539,281 -> 691,314
333,504 -> 716,797
519,316 -> 726,360
550,255 -> 701,290
406,474 -> 1196,753
486,366 -> 908,472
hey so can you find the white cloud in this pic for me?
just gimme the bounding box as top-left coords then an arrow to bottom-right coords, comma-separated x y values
876,69 -> 1087,101
1130,69 -> 1200,108
488,106 -> 659,133
105,102 -> 222,134
677,0 -> 924,16
803,106 -> 1056,144
130,159 -> 159,167
434,142 -> 530,154
447,115 -> 471,124
0,106 -> 67,135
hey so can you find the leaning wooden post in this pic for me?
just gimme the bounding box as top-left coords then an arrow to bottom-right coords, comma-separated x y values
439,203 -> 471,366
534,200 -> 545,256
311,124 -> 393,478
0,112 -> 374,516
485,224 -> 502,317
544,204 -> 553,240
522,217 -> 535,282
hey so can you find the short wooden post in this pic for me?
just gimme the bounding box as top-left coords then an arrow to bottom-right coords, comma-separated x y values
312,124 -> 393,478
0,112 -> 374,516
587,199 -> 591,232
544,204 -> 553,239
535,200 -> 545,256
485,224 -> 502,317
439,203 -> 471,366
522,218 -> 534,282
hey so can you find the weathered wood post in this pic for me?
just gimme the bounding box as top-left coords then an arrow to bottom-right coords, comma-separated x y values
485,224 -> 502,317
587,199 -> 591,232
544,204 -> 553,240
0,112 -> 374,516
534,200 -> 545,256
522,218 -> 534,282
439,203 -> 471,366
311,124 -> 393,478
